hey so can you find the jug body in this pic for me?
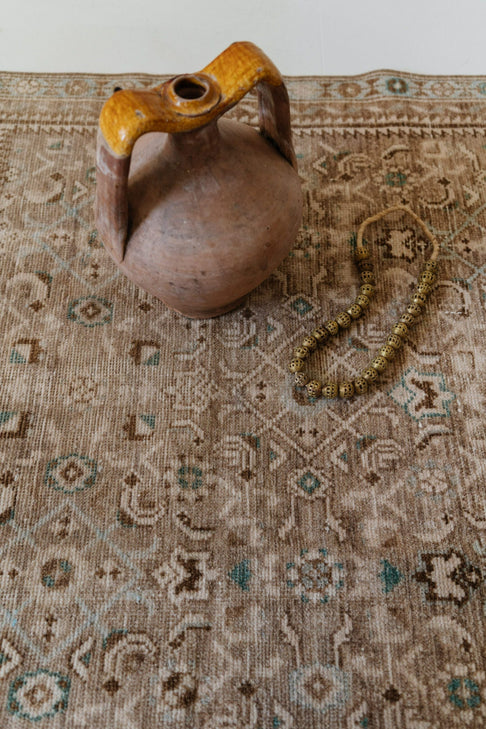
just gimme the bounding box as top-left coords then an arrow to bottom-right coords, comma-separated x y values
95,42 -> 303,318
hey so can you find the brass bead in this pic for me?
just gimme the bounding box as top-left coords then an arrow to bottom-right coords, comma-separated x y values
371,355 -> 388,373
407,302 -> 424,317
357,260 -> 374,272
420,270 -> 436,285
336,311 -> 352,329
411,292 -> 428,307
294,346 -> 310,359
289,358 -> 305,373
322,382 -> 339,399
379,344 -> 396,360
362,366 -> 379,382
354,246 -> 370,261
302,335 -> 318,351
392,322 -> 409,338
424,260 -> 439,272
360,284 -> 375,299
306,380 -> 322,398
339,381 -> 355,398
360,270 -> 375,285
387,334 -> 403,350
347,303 -> 362,319
325,319 -> 340,336
400,312 -> 416,327
355,294 -> 370,309
312,327 -> 329,345
354,377 -> 368,394
416,281 -> 433,296
294,371 -> 309,387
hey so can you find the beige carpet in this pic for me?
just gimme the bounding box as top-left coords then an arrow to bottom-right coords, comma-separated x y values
0,69 -> 486,728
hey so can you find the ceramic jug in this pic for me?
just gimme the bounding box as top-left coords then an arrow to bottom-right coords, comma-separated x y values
95,41 -> 302,318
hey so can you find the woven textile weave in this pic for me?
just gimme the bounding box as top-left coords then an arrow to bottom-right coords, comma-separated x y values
1,70 -> 486,728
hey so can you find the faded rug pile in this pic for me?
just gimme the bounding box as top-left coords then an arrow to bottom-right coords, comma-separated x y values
0,70 -> 486,728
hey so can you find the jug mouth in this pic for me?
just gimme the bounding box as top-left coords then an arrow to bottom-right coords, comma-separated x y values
166,73 -> 221,117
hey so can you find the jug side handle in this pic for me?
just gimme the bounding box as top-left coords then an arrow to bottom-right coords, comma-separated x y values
96,41 -> 297,263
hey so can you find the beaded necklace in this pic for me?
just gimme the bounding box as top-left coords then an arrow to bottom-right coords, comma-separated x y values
289,205 -> 440,400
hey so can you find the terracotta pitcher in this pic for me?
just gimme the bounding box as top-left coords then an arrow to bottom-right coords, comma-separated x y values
95,41 -> 302,318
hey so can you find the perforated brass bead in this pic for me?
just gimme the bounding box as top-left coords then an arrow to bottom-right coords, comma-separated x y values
420,270 -> 436,285
325,320 -> 339,336
354,246 -> 370,261
407,302 -> 423,317
294,346 -> 310,359
411,292 -> 428,307
360,284 -> 375,299
357,260 -> 374,272
362,366 -> 379,382
371,355 -> 388,373
294,371 -> 309,387
416,282 -> 433,296
360,270 -> 375,285
347,303 -> 362,319
322,382 -> 339,399
392,322 -> 409,338
379,344 -> 396,360
355,294 -> 370,309
387,334 -> 403,349
306,380 -> 322,398
354,377 -> 368,394
339,381 -> 355,398
302,335 -> 318,351
289,358 -> 305,373
424,260 -> 439,272
312,327 -> 329,345
400,312 -> 416,327
336,311 -> 352,329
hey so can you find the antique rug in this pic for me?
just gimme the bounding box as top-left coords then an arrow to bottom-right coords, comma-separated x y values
0,69 -> 485,728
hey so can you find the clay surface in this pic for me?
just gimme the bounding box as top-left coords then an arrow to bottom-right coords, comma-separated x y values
95,42 -> 302,318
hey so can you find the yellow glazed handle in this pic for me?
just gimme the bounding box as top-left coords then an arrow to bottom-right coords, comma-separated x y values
99,41 -> 296,167
96,41 -> 297,262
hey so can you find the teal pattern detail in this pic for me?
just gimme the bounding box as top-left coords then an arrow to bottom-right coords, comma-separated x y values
291,297 -> 313,316
229,559 -> 251,592
144,351 -> 160,366
45,453 -> 98,493
379,560 -> 404,593
67,296 -> 113,327
80,651 -> 91,667
385,171 -> 407,187
356,435 -> 376,451
102,629 -> 128,651
10,349 -> 26,363
140,414 -> 156,429
0,411 -> 16,424
7,669 -> 71,721
447,677 -> 481,710
178,466 -> 203,490
298,472 -> 321,494
41,558 -> 73,589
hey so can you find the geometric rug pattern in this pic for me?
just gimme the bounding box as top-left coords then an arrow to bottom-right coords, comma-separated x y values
0,69 -> 486,726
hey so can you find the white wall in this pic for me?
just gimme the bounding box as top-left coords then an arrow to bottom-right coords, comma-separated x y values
1,0 -> 485,75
